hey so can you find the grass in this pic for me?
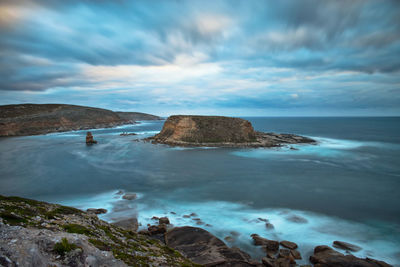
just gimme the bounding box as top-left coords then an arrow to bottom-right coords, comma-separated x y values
63,224 -> 93,235
53,238 -> 78,256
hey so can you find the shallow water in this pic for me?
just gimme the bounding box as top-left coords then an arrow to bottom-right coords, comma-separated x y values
0,117 -> 399,265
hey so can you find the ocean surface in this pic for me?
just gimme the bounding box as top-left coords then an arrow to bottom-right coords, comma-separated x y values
0,117 -> 399,265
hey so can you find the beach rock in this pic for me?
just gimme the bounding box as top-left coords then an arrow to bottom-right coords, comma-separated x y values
310,245 -> 392,267
122,193 -> 137,200
112,218 -> 138,232
280,240 -> 298,250
285,214 -> 308,224
148,224 -> 167,235
333,240 -> 362,252
148,115 -> 315,148
290,249 -> 302,260
251,234 -> 279,252
86,132 -> 97,145
265,222 -> 275,230
158,217 -> 170,225
165,226 -> 258,266
86,208 -> 107,215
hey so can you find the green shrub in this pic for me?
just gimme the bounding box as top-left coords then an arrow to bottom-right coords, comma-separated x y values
54,238 -> 78,256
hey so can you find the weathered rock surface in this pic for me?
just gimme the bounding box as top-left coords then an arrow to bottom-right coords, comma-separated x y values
310,245 -> 392,267
122,193 -> 137,200
86,208 -> 107,214
0,104 -> 160,137
112,218 -> 139,232
0,195 -> 196,266
148,115 -> 315,147
280,240 -> 298,250
166,226 -> 259,266
251,234 -> 279,252
333,240 -> 362,252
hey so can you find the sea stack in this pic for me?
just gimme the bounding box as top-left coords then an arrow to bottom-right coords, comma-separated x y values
86,132 -> 97,145
148,115 -> 315,148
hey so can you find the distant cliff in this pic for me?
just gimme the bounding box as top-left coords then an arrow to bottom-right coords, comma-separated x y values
149,115 -> 315,147
115,112 -> 162,122
0,104 -> 161,137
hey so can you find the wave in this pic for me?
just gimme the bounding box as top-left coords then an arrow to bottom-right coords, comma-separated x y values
57,190 -> 400,266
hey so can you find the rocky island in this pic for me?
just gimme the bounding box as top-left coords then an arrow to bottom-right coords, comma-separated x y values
0,104 -> 162,137
148,115 -> 315,147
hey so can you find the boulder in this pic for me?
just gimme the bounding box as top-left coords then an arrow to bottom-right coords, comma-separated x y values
122,193 -> 137,200
280,240 -> 298,250
159,217 -> 170,225
148,224 -> 167,235
165,226 -> 258,266
251,234 -> 279,252
86,208 -> 107,215
333,240 -> 362,252
310,245 -> 392,267
85,132 -> 97,145
112,218 -> 138,232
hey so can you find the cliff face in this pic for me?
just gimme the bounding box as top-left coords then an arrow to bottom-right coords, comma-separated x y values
153,115 -> 257,144
150,115 -> 315,147
0,104 -> 160,137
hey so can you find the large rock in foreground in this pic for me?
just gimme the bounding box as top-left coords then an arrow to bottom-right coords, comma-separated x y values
165,226 -> 260,266
310,245 -> 392,267
149,115 -> 315,147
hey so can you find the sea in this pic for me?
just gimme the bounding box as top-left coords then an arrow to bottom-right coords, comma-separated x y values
0,117 -> 399,265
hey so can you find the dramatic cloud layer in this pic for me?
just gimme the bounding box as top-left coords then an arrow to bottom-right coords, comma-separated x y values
1,0 -> 399,115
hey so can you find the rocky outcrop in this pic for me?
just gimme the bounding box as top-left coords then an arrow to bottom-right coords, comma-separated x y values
0,104 -> 161,137
165,226 -> 260,266
0,195 -> 196,266
85,132 -> 97,145
148,115 -> 315,147
310,245 -> 392,267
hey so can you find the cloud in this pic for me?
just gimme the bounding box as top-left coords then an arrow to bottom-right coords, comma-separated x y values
0,0 -> 399,115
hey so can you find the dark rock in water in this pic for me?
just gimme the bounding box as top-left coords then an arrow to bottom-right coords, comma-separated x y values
265,222 -> 275,230
310,245 -> 392,267
86,208 -> 107,215
170,211 -> 176,215
165,226 -> 258,266
158,217 -> 170,225
148,224 -> 167,235
120,132 -> 137,136
189,213 -> 197,217
285,214 -> 308,224
122,193 -> 137,200
250,234 -> 279,252
183,215 -> 191,218
116,190 -> 124,195
290,249 -> 302,260
148,115 -> 315,148
278,248 -> 291,258
112,218 -> 138,232
86,132 -> 97,145
151,216 -> 159,220
333,240 -> 362,252
280,240 -> 298,250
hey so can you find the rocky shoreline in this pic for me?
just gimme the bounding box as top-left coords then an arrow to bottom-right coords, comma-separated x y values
0,195 -> 392,266
147,115 -> 316,148
0,104 -> 162,137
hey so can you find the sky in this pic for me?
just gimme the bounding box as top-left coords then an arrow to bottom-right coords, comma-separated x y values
0,0 -> 399,116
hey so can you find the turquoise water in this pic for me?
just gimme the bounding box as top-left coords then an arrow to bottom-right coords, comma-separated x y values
0,117 -> 399,265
